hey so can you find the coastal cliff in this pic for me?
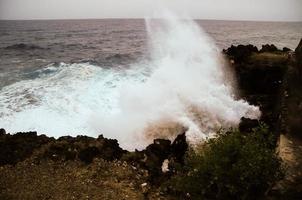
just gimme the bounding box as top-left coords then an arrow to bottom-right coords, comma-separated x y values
1,40 -> 302,199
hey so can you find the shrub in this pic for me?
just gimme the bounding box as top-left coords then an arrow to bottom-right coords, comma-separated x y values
168,124 -> 284,200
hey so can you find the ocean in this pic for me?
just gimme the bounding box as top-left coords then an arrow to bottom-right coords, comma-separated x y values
0,18 -> 301,149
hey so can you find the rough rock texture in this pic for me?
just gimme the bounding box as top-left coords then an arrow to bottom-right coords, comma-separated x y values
239,117 -> 259,133
121,132 -> 188,183
0,131 -> 54,166
260,44 -> 279,53
0,129 -> 186,199
0,132 -> 126,166
295,38 -> 302,77
223,44 -> 258,63
224,44 -> 289,132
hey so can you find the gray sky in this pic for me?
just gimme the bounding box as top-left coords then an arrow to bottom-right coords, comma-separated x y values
0,0 -> 301,21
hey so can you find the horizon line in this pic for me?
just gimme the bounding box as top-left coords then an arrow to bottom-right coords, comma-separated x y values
0,17 -> 301,23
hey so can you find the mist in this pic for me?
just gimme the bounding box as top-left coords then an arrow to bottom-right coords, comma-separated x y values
93,14 -> 261,149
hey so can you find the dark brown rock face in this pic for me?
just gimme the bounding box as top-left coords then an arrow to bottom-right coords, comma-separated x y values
0,128 -> 188,178
224,44 -> 289,132
286,38 -> 302,137
121,132 -> 188,183
295,38 -> 302,76
42,134 -> 126,163
239,117 -> 259,133
0,130 -> 126,166
0,131 -> 54,165
223,44 -> 258,63
260,44 -> 279,53
295,39 -> 302,56
170,132 -> 188,164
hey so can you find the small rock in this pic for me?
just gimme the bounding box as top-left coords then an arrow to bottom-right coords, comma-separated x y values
0,128 -> 6,135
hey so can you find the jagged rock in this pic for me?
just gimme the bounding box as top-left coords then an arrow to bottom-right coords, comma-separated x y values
123,133 -> 189,183
260,44 -> 279,52
295,38 -> 302,55
44,135 -> 125,162
96,136 -> 125,161
78,146 -> 100,164
43,141 -> 78,161
223,44 -> 258,63
0,130 -> 54,165
295,38 -> 302,72
283,47 -> 291,52
239,117 -> 259,133
144,139 -> 171,176
0,130 -> 126,165
170,132 -> 188,164
0,128 -> 6,135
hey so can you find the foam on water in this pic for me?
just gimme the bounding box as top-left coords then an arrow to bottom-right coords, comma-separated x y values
0,15 -> 261,150
0,62 -> 148,138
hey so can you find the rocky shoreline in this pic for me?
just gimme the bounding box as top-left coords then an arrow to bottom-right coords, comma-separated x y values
1,40 -> 302,199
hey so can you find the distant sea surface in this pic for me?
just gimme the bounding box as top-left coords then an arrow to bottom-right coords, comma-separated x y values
0,19 -> 301,87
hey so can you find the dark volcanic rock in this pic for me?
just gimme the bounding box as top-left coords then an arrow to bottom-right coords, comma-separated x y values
260,44 -> 279,52
223,44 -> 258,63
236,64 -> 285,94
0,130 -> 126,166
295,38 -> 302,73
43,134 -> 125,163
295,38 -> 302,55
283,47 -> 292,52
144,139 -> 171,177
225,44 -> 288,131
170,132 -> 188,164
78,146 -> 100,164
285,38 -> 302,137
0,128 -> 6,135
43,141 -> 78,161
0,130 -> 54,165
239,117 -> 259,133
96,135 -> 125,161
121,133 -> 189,182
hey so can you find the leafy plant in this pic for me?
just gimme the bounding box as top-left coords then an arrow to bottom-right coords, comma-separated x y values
168,124 -> 284,200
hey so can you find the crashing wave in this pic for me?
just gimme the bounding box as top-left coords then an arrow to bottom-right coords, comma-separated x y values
0,15 -> 260,150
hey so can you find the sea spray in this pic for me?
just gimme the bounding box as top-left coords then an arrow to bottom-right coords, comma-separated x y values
94,15 -> 261,149
0,15 -> 260,150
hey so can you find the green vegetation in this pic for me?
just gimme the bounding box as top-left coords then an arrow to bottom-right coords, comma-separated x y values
167,124 -> 284,200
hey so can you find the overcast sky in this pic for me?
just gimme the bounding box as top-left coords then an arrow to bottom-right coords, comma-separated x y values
0,0 -> 301,21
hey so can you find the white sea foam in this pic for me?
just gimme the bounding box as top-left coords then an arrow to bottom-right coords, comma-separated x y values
0,15 -> 260,150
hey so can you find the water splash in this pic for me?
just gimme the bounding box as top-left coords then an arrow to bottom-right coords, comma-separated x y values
93,15 -> 261,149
0,15 -> 260,150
